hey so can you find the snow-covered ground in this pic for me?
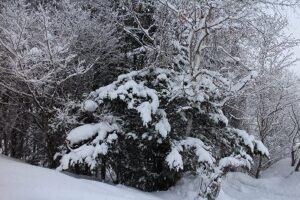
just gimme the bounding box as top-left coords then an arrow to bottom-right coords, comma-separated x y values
1,155 -> 299,200
219,158 -> 300,200
0,155 -> 160,200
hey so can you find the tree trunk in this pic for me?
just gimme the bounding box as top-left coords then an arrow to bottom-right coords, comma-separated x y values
295,159 -> 300,172
255,155 -> 263,178
101,157 -> 106,181
3,133 -> 8,155
186,117 -> 193,136
291,150 -> 296,166
46,138 -> 55,168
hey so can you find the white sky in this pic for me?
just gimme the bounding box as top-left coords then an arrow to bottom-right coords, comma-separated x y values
287,8 -> 300,76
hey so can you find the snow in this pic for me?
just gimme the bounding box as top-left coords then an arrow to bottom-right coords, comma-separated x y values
67,122 -> 119,145
219,158 -> 300,200
127,132 -> 138,140
93,73 -> 160,126
157,158 -> 300,200
0,155 -> 161,200
67,124 -> 99,145
58,144 -> 103,170
155,109 -> 171,138
209,111 -> 229,126
179,137 -> 215,165
154,175 -> 207,200
155,117 -> 171,138
59,122 -> 120,170
137,102 -> 153,126
107,133 -> 118,143
92,143 -> 108,159
232,128 -> 255,152
292,142 -> 300,150
165,148 -> 183,171
83,100 -> 98,112
157,73 -> 168,81
28,47 -> 42,56
2,154 -> 300,200
89,69 -> 173,138
219,156 -> 251,170
229,128 -> 269,156
255,140 -> 270,157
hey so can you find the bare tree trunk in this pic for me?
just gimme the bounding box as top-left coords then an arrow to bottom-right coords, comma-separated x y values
101,157 -> 106,181
17,134 -> 24,158
3,133 -> 8,155
10,132 -> 17,157
186,116 -> 193,136
255,155 -> 263,178
46,135 -> 56,168
295,159 -> 300,171
291,150 -> 297,166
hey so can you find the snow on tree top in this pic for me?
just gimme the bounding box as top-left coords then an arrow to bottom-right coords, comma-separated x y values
180,137 -> 215,165
155,110 -> 171,138
93,75 -> 159,126
67,122 -> 119,145
255,140 -> 269,157
59,122 -> 120,171
229,128 -> 269,156
166,137 -> 215,171
83,100 -> 98,112
166,148 -> 183,171
88,69 -> 172,137
219,156 -> 252,170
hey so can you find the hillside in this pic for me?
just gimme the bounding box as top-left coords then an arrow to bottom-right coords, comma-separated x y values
219,159 -> 300,200
0,155 -> 160,200
1,155 -> 299,200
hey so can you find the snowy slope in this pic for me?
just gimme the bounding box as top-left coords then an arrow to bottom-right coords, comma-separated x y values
157,158 -> 300,200
219,158 -> 300,200
1,155 -> 300,200
0,155 -> 161,200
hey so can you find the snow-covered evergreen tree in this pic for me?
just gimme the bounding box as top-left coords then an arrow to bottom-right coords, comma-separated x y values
1,0 -> 299,199
58,66 -> 269,197
55,1 -> 287,199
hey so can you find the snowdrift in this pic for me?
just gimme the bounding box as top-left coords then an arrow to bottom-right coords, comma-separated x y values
0,155 -> 160,200
1,155 -> 300,200
219,158 -> 300,200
